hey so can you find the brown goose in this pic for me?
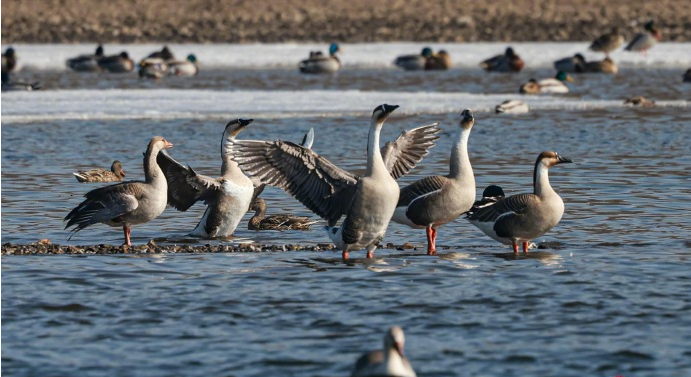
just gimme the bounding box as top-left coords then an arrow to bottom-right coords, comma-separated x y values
392,109 -> 476,255
227,104 -> 440,259
156,119 -> 255,239
64,137 -> 173,246
589,27 -> 625,57
466,151 -> 572,253
351,326 -> 417,377
248,198 -> 316,231
73,160 -> 126,183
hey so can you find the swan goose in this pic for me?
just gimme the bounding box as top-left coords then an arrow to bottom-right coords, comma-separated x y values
351,326 -> 416,377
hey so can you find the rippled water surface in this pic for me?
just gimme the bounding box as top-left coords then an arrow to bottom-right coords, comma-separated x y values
2,43 -> 691,376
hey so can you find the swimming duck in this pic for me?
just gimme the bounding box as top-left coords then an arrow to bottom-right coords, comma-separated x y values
584,57 -> 618,74
684,69 -> 691,83
553,53 -> 587,73
248,198 -> 317,231
469,185 -> 505,213
424,49 -> 452,70
394,47 -> 433,71
465,151 -> 572,252
2,47 -> 17,73
625,20 -> 661,56
589,28 -> 625,57
168,54 -> 199,76
1,72 -> 41,92
145,46 -> 175,61
139,58 -> 169,79
480,47 -> 524,72
392,110 -> 476,255
624,96 -> 655,107
299,43 -> 341,74
66,45 -> 104,72
520,71 -> 573,94
64,136 -> 173,246
73,160 -> 126,183
495,100 -> 529,114
156,119 -> 255,239
98,51 -> 135,73
351,326 -> 417,377
227,105 -> 440,259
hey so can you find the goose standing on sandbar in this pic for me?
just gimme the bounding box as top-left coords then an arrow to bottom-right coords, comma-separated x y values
392,109 -> 476,255
227,104 -> 440,259
466,151 -> 572,252
64,137 -> 173,246
351,326 -> 417,377
156,119 -> 255,239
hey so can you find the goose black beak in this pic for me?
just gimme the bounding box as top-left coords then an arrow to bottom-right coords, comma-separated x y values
558,155 -> 573,163
239,119 -> 254,127
461,109 -> 474,122
381,104 -> 400,114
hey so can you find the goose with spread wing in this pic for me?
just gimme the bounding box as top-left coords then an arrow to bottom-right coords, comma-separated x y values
227,104 -> 441,259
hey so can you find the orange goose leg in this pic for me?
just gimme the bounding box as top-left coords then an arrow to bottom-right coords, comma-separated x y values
512,243 -> 519,253
342,250 -> 350,260
123,225 -> 132,247
426,226 -> 437,255
522,241 -> 530,253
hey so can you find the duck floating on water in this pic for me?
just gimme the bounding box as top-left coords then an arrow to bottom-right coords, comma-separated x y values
168,54 -> 199,76
66,45 -> 104,72
424,49 -> 452,70
248,198 -> 317,231
495,100 -> 529,114
624,96 -> 655,107
98,51 -> 135,73
73,160 -> 126,183
299,43 -> 341,74
394,47 -> 433,71
520,71 -> 573,94
2,47 -> 18,73
553,53 -> 586,73
480,47 -> 524,72
584,57 -> 618,74
1,72 -> 40,92
625,20 -> 661,56
351,326 -> 417,377
139,57 -> 169,79
590,27 -> 625,57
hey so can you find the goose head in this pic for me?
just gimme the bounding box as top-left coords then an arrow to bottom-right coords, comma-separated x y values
225,118 -> 254,138
555,71 -> 574,82
460,109 -> 474,130
111,160 -> 126,177
421,47 -> 433,58
149,136 -> 174,151
384,326 -> 406,357
372,104 -> 399,123
250,198 -> 267,214
329,43 -> 340,56
482,185 -> 505,200
536,151 -> 572,169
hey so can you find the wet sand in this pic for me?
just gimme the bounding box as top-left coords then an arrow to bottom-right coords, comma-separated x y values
2,0 -> 690,43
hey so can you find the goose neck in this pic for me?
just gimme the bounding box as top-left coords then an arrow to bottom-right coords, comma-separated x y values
449,127 -> 472,179
533,162 -> 554,197
366,119 -> 385,176
144,144 -> 164,184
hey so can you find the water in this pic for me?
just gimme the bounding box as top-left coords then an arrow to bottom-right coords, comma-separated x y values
2,43 -> 691,376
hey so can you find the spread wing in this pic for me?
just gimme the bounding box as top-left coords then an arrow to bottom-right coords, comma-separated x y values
157,150 -> 221,211
226,139 -> 359,226
381,122 -> 441,180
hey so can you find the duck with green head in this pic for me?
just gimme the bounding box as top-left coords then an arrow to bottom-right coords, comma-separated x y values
394,47 -> 433,71
520,71 -> 574,94
168,54 -> 199,76
299,43 -> 341,74
625,20 -> 661,56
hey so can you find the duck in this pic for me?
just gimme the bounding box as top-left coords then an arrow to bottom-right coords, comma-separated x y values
156,119 -> 255,239
351,326 -> 416,377
144,46 -> 175,61
66,45 -> 104,72
589,27 -> 625,57
424,49 -> 452,70
64,136 -> 173,246
469,185 -> 505,213
684,69 -> 691,83
2,47 -> 18,73
248,198 -> 317,231
98,51 -> 135,73
625,20 -> 662,56
227,104 -> 440,259
138,57 -> 169,79
394,47 -> 433,71
1,72 -> 41,92
520,71 -> 574,94
73,160 -> 126,183
480,47 -> 524,72
553,53 -> 587,73
584,57 -> 618,74
465,151 -> 572,253
168,54 -> 199,76
299,43 -> 341,74
624,96 -> 655,107
495,100 -> 529,114
392,109 -> 476,255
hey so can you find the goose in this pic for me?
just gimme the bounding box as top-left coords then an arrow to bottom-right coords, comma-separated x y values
1,72 -> 41,92
168,54 -> 199,76
424,49 -> 452,70
139,58 -> 169,79
480,47 -> 524,72
248,198 -> 317,231
299,43 -> 341,74
392,109 -> 475,255
64,136 -> 173,246
66,45 -> 104,72
589,27 -> 625,57
495,100 -> 529,114
156,119 -> 255,239
584,57 -> 618,74
553,53 -> 587,73
466,151 -> 572,252
625,20 -> 661,56
98,51 -> 135,73
2,47 -> 17,73
351,326 -> 416,377
73,160 -> 126,183
520,71 -> 574,94
227,104 -> 441,259
394,47 -> 433,71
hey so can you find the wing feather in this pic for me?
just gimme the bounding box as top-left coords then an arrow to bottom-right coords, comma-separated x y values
397,176 -> 448,207
381,122 -> 440,180
157,150 -> 221,211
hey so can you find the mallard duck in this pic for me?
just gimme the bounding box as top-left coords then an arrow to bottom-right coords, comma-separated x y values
495,100 -> 529,114
684,69 -> 691,83
480,47 -> 524,72
299,43 -> 341,74
66,45 -> 104,72
625,20 -> 661,56
145,46 -> 175,61
394,47 -> 433,71
424,49 -> 452,70
520,71 -> 573,94
624,96 -> 655,107
65,137 -> 173,246
2,47 -> 17,73
248,198 -> 316,231
589,28 -> 625,57
138,58 -> 169,79
1,72 -> 40,92
584,57 -> 618,74
73,160 -> 126,183
168,54 -> 199,76
98,51 -> 135,73
351,326 -> 417,377
553,53 -> 587,73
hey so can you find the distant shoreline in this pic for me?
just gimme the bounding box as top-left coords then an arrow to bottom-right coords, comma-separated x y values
2,0 -> 690,43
